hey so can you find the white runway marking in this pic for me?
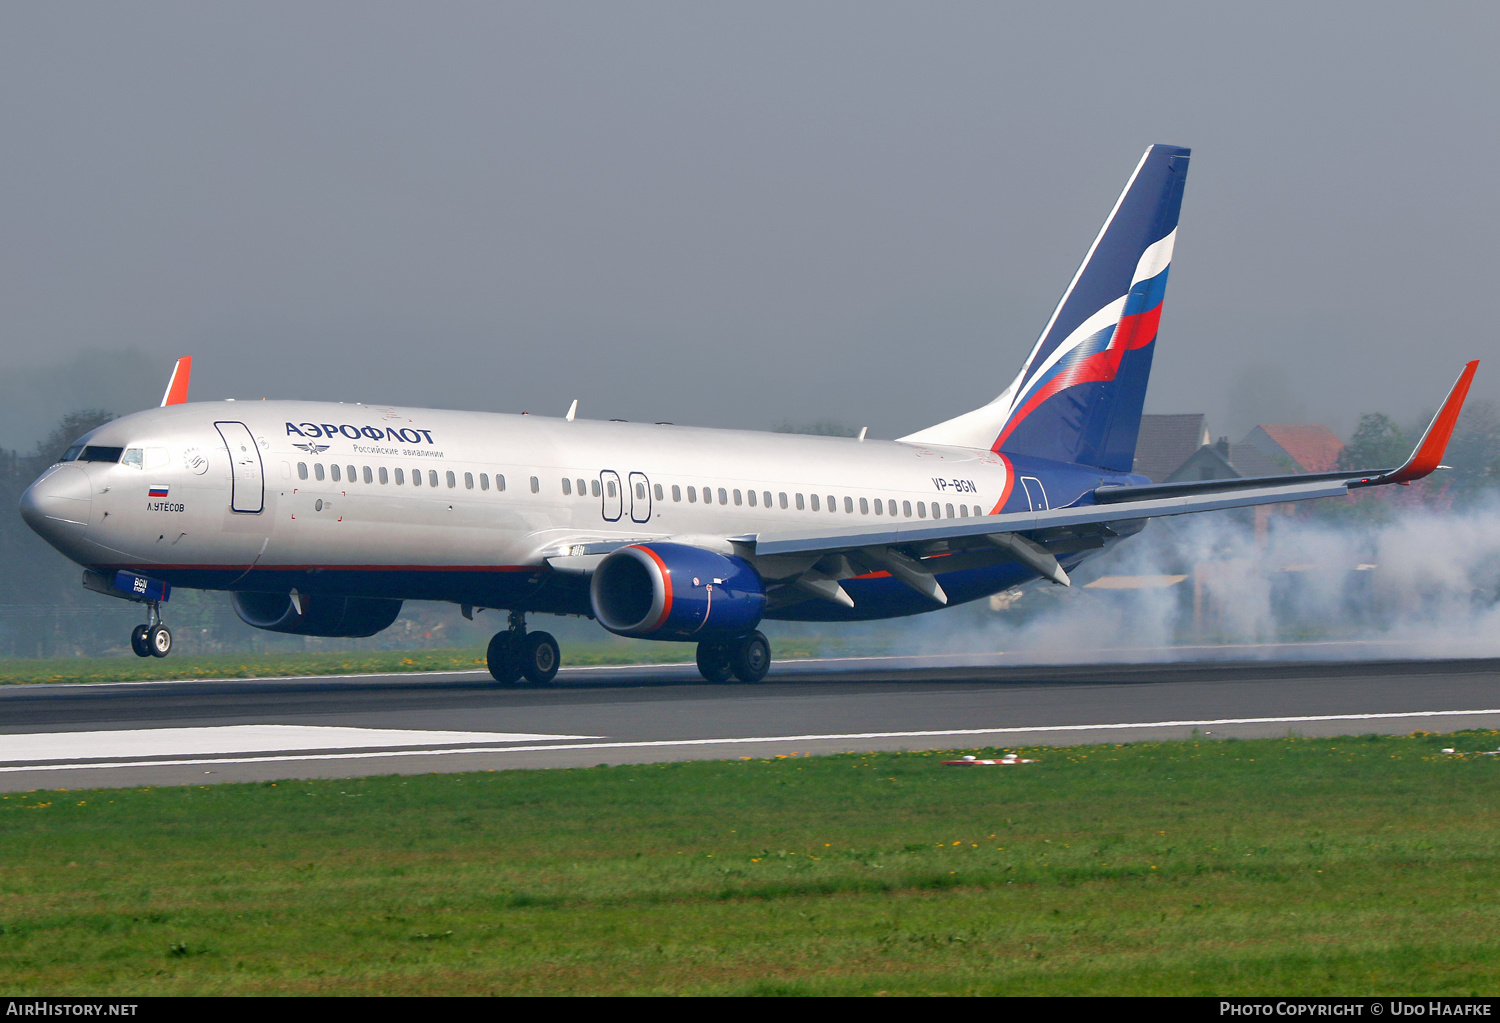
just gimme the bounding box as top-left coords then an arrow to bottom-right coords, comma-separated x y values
0,725 -> 595,764
2,708 -> 1497,774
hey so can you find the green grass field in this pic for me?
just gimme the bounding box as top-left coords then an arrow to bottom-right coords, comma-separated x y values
3,732 -> 1498,995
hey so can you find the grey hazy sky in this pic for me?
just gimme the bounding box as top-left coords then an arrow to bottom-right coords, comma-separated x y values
2,2 -> 1496,450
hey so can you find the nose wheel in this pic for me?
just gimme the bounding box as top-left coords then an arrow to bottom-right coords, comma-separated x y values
486,611 -> 559,685
130,603 -> 172,658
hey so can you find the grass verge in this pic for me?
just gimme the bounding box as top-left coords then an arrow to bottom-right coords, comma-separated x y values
2,731 -> 1498,994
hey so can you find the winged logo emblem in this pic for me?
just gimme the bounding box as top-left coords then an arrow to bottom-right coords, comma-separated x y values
293,442 -> 330,454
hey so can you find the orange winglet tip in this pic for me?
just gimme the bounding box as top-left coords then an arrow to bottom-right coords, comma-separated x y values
160,356 -> 193,406
1384,360 -> 1478,484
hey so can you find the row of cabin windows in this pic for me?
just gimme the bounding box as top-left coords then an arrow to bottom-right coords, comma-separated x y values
294,462 -> 979,518
296,462 -> 509,492
667,484 -> 976,519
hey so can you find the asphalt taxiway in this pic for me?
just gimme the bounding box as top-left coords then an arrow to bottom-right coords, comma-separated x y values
2,655 -> 1498,791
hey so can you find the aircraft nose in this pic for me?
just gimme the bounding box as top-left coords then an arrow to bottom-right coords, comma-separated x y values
19,465 -> 93,535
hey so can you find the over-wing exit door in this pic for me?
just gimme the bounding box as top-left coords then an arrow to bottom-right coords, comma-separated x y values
600,470 -> 622,522
629,472 -> 652,523
214,421 -> 264,513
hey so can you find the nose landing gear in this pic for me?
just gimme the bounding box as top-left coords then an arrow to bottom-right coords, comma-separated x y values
129,602 -> 172,658
486,610 -> 559,685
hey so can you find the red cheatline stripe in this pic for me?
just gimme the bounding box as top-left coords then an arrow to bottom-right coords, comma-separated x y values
990,454 -> 1015,514
1385,360 -> 1480,483
100,563 -> 541,573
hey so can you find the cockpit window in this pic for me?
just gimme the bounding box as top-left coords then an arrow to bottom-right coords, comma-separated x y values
121,448 -> 144,468
61,445 -> 84,462
78,446 -> 124,463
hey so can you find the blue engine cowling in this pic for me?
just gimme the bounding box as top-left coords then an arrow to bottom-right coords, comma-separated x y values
589,543 -> 766,641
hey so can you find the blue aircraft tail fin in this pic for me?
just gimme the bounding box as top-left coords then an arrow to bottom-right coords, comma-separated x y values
900,144 -> 1189,471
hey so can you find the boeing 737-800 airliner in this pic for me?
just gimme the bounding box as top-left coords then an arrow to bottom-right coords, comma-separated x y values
18,145 -> 1479,684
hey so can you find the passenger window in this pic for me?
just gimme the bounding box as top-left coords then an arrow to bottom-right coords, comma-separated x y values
903,500 -> 912,517
655,483 -> 664,501
946,503 -> 955,519
672,485 -> 681,502
718,487 -> 728,504
363,466 -> 373,484
496,474 -> 506,491
888,499 -> 897,516
430,470 -> 440,488
607,479 -> 617,497
446,471 -> 456,488
827,495 -> 836,513
930,502 -> 941,518
529,476 -> 539,493
379,467 -> 389,484
144,448 -> 169,470
763,491 -> 772,508
562,478 -> 572,495
639,483 -> 648,500
464,472 -> 474,489
844,496 -> 853,513
411,467 -> 421,486
959,504 -> 968,517
733,489 -> 742,505
688,486 -> 697,503
703,484 -> 714,504
589,479 -> 598,497
346,465 -> 355,482
297,462 -> 308,480
330,464 -> 341,482
121,448 -> 143,469
395,468 -> 405,485
810,494 -> 820,511
859,497 -> 869,514
578,479 -> 587,496
748,490 -> 757,507
315,463 -> 325,481
917,501 -> 926,518
779,492 -> 788,509
479,472 -> 489,491
795,493 -> 805,510
873,497 -> 882,515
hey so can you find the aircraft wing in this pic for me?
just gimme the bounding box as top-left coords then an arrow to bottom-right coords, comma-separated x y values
745,361 -> 1478,604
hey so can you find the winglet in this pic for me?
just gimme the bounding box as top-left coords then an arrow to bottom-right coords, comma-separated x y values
1375,360 -> 1479,485
160,356 -> 193,406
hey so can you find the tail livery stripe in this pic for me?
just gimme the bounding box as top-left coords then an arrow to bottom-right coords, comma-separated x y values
994,231 -> 1175,451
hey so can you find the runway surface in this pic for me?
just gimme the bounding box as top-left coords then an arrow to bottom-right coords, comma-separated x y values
3,654 -> 1499,791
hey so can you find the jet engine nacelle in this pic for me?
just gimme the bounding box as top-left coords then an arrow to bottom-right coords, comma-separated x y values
590,542 -> 765,641
231,591 -> 402,638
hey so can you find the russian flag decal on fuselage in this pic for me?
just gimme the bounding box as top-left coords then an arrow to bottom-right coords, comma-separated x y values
148,486 -> 169,498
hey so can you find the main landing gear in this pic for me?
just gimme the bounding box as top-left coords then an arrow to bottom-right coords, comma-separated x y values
695,630 -> 771,684
129,602 -> 172,658
486,610 -> 559,685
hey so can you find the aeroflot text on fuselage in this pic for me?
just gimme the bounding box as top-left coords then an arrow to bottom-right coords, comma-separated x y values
285,422 -> 437,444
